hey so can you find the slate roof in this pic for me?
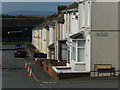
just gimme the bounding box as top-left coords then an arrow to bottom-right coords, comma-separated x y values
70,32 -> 85,39
65,2 -> 78,10
33,2 -> 78,30
54,14 -> 64,23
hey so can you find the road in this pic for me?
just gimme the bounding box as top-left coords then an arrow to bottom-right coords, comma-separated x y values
2,45 -> 45,88
2,45 -> 119,88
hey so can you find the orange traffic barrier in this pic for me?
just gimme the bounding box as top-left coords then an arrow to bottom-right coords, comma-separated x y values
25,63 -> 27,68
29,68 -> 32,77
27,66 -> 30,73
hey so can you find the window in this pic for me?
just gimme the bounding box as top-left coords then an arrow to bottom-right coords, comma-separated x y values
71,40 -> 85,62
62,50 -> 67,60
60,43 -> 67,60
78,40 -> 85,47
67,46 -> 70,63
72,46 -> 76,61
78,48 -> 84,62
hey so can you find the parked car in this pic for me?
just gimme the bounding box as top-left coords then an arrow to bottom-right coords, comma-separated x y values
14,44 -> 26,58
15,44 -> 22,49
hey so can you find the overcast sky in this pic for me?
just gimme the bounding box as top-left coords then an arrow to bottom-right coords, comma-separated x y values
1,0 -> 75,2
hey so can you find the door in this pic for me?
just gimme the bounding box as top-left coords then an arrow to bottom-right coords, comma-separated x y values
50,49 -> 55,60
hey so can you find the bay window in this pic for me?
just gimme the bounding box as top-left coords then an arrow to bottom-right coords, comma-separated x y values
71,40 -> 85,62
67,46 -> 70,63
61,43 -> 67,60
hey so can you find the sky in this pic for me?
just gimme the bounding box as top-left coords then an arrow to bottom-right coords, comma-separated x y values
1,0 -> 75,2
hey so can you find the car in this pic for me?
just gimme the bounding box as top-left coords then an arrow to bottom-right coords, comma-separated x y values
14,44 -> 26,58
15,44 -> 22,49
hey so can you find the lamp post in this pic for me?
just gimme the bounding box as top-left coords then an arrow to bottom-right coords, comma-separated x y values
7,31 -> 10,42
25,28 -> 28,42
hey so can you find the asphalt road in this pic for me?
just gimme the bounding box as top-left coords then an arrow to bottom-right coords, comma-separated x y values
2,45 -> 45,88
2,45 -> 119,88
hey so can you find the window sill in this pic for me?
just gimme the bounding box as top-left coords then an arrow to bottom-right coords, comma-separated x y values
71,60 -> 85,65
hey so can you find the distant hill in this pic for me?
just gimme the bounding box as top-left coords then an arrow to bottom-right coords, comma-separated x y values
4,11 -> 56,17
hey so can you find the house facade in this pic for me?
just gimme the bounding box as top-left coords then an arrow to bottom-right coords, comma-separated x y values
64,0 -> 119,73
32,0 -> 120,77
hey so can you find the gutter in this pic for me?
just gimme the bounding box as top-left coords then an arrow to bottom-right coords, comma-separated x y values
62,8 -> 78,13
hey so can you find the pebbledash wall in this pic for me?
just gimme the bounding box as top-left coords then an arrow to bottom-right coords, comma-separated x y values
91,2 -> 119,71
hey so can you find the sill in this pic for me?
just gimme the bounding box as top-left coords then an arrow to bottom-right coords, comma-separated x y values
71,60 -> 85,65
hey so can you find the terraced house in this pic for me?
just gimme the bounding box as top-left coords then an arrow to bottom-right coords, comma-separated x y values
32,0 -> 120,78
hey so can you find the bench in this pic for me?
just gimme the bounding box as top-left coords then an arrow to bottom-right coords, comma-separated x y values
94,64 -> 115,77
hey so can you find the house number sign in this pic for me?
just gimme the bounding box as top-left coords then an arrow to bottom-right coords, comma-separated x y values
96,32 -> 108,37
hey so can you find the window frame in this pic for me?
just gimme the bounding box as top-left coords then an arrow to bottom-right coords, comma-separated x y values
71,39 -> 85,63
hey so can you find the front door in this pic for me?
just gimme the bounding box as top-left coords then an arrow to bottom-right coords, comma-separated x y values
50,49 -> 55,60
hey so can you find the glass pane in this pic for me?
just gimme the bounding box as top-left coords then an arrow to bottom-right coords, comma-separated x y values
78,41 -> 85,47
72,40 -> 76,46
51,51 -> 54,53
78,48 -> 84,62
62,43 -> 67,49
72,47 -> 76,61
67,50 -> 70,63
67,46 -> 70,50
51,54 -> 54,59
62,50 -> 67,60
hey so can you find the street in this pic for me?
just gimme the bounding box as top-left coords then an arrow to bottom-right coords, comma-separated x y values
2,45 -> 119,88
2,45 -> 45,88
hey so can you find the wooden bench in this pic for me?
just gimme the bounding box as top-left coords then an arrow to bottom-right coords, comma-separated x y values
94,64 -> 115,77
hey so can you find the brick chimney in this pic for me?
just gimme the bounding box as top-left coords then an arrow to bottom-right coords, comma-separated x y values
57,5 -> 67,15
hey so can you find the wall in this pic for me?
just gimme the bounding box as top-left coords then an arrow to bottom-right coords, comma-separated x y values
43,28 -> 47,54
91,2 -> 119,71
91,31 -> 118,71
49,27 -> 53,45
70,60 -> 86,71
91,2 -> 118,30
38,30 -> 41,51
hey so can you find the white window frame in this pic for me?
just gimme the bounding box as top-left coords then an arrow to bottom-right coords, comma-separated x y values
71,39 -> 85,63
67,46 -> 70,64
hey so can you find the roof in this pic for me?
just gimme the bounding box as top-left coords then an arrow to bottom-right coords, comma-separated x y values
33,21 -> 50,30
54,14 -> 64,23
70,32 -> 85,39
65,2 -> 78,10
57,39 -> 67,42
48,43 -> 54,49
48,20 -> 55,27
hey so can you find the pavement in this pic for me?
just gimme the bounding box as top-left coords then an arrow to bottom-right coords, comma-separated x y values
25,52 -> 119,84
25,56 -> 55,83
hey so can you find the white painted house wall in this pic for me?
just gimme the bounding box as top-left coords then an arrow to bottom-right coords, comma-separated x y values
65,1 -> 92,72
34,30 -> 39,49
32,30 -> 35,46
49,27 -> 53,45
38,29 -> 41,51
63,13 -> 67,38
41,29 -> 44,53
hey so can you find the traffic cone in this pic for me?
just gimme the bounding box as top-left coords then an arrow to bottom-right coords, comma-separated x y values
29,68 -> 32,77
25,63 -> 27,68
27,66 -> 30,73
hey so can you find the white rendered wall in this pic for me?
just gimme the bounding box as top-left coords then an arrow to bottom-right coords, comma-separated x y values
49,27 -> 53,45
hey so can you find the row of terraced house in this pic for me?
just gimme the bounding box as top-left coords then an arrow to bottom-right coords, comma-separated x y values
32,0 -> 120,78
